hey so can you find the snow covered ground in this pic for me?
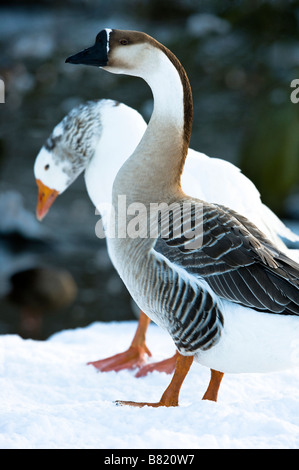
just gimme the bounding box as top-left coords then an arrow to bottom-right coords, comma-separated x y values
1,321 -> 299,449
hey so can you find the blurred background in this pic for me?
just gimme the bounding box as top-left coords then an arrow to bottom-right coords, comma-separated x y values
0,0 -> 299,339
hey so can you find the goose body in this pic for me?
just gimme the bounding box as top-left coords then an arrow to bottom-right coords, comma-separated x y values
105,210 -> 299,375
64,29 -> 299,406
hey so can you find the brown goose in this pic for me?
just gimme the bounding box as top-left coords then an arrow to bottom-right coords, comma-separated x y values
52,30 -> 299,407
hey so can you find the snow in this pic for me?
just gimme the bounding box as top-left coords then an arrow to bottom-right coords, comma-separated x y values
1,321 -> 299,449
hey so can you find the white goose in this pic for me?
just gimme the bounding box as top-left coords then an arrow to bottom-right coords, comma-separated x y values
34,97 -> 299,394
63,29 -> 299,407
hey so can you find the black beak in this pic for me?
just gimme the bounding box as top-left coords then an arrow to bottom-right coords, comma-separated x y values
65,30 -> 109,67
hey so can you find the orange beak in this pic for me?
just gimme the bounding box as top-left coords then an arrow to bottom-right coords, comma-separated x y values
36,179 -> 59,221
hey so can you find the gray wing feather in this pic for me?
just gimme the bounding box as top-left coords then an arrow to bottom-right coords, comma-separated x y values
154,201 -> 299,316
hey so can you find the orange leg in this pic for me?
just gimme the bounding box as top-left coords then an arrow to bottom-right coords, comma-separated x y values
87,311 -> 152,371
135,352 -> 224,402
116,354 -> 194,408
136,351 -> 224,402
202,369 -> 224,402
88,310 -> 224,403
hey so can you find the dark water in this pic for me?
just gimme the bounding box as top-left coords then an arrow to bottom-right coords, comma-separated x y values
0,1 -> 298,339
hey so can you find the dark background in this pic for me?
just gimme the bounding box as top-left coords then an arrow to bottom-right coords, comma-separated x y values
0,0 -> 299,339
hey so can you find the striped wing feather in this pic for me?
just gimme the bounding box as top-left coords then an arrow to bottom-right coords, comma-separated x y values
153,201 -> 299,316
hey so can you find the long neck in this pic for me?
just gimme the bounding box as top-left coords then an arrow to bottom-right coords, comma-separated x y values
149,42 -> 193,163
113,46 -> 193,202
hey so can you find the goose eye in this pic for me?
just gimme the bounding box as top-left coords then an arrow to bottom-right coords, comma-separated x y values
44,164 -> 50,170
119,39 -> 128,45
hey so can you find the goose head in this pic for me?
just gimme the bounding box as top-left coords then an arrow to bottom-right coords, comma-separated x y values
66,29 -> 169,79
34,102 -> 99,220
34,100 -> 147,221
66,29 -> 193,150
34,146 -> 63,221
